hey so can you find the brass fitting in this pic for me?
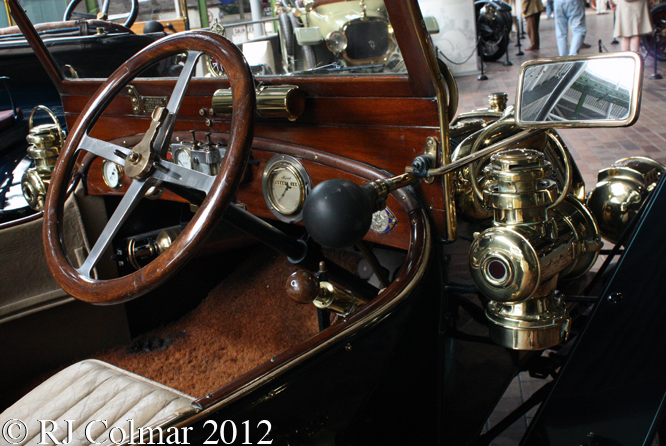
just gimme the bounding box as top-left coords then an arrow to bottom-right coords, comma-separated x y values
286,266 -> 367,317
469,149 -> 601,350
21,106 -> 66,211
212,85 -> 306,121
488,92 -> 508,113
127,227 -> 182,269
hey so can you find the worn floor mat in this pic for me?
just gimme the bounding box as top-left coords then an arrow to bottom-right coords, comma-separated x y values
93,247 -> 355,397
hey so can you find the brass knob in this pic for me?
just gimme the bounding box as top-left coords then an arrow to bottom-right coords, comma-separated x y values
285,270 -> 319,304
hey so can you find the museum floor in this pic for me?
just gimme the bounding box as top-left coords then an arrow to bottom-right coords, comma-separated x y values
457,7 -> 666,445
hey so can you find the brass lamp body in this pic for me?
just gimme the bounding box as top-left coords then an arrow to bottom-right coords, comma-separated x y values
21,106 -> 66,211
469,149 -> 601,350
586,156 -> 664,243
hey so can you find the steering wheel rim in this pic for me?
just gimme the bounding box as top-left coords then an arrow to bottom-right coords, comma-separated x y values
43,31 -> 255,304
64,0 -> 139,29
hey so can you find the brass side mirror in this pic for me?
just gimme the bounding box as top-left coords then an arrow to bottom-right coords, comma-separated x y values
515,52 -> 643,128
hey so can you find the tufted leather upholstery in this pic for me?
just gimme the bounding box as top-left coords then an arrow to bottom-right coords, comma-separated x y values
0,360 -> 198,445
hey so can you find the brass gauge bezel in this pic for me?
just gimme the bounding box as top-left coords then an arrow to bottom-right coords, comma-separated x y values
262,155 -> 311,223
102,160 -> 124,191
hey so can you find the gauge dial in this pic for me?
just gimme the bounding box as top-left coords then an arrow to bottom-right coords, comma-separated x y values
102,160 -> 124,191
174,148 -> 192,169
267,165 -> 304,215
262,155 -> 311,223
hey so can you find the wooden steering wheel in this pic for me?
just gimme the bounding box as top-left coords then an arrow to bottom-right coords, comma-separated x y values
43,31 -> 255,304
64,0 -> 139,29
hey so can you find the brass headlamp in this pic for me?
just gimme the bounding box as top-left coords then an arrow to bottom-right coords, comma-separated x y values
21,106 -> 66,211
586,156 -> 664,243
469,149 -> 601,350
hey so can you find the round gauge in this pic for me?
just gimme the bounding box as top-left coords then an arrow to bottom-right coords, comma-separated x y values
262,155 -> 311,223
102,160 -> 124,191
267,165 -> 304,215
174,148 -> 192,169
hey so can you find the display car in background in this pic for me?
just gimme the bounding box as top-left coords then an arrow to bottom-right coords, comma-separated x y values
1,0 -> 666,444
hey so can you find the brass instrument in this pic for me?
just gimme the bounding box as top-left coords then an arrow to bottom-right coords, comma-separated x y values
21,106 -> 66,211
587,156 -> 664,243
212,85 -> 305,121
469,149 -> 601,350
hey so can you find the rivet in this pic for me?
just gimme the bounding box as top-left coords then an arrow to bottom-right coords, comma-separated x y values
206,119 -> 213,126
345,343 -> 352,351
199,108 -> 206,116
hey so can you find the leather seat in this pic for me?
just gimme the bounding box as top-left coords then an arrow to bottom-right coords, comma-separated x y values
0,360 -> 198,445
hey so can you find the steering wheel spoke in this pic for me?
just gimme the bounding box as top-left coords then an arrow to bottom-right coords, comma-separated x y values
154,51 -> 203,155
77,134 -> 130,165
152,159 -> 215,193
76,178 -> 153,278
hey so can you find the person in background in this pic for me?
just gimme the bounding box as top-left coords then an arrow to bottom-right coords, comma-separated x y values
613,0 -> 652,51
523,0 -> 546,50
554,0 -> 587,55
545,0 -> 554,18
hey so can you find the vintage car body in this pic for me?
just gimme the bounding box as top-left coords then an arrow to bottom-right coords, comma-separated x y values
0,0 -> 664,445
277,0 -> 437,72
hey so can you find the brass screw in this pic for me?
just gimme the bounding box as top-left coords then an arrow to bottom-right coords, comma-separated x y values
199,108 -> 206,116
206,119 -> 213,126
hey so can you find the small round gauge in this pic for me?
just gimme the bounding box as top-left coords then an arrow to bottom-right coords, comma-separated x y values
102,160 -> 124,191
174,148 -> 192,169
262,155 -> 311,223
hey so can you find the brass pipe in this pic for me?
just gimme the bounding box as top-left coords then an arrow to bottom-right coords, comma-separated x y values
412,129 -> 539,178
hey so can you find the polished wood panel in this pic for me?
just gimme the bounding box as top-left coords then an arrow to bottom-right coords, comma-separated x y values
87,132 -> 413,249
58,75 -> 418,99
62,94 -> 439,128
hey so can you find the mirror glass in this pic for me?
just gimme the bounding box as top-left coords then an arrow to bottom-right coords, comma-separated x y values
516,54 -> 640,127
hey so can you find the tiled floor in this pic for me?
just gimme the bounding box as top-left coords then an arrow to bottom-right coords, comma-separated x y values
453,7 -> 666,445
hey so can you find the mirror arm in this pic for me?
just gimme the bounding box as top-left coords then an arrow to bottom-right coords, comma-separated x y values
407,128 -> 540,179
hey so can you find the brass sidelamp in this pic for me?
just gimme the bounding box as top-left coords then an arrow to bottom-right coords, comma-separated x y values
469,149 -> 601,350
21,106 -> 66,211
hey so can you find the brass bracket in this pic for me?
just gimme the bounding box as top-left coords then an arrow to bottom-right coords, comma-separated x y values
423,136 -> 438,184
126,85 -> 168,115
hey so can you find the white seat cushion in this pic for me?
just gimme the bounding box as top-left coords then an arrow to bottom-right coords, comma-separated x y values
0,360 -> 198,445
